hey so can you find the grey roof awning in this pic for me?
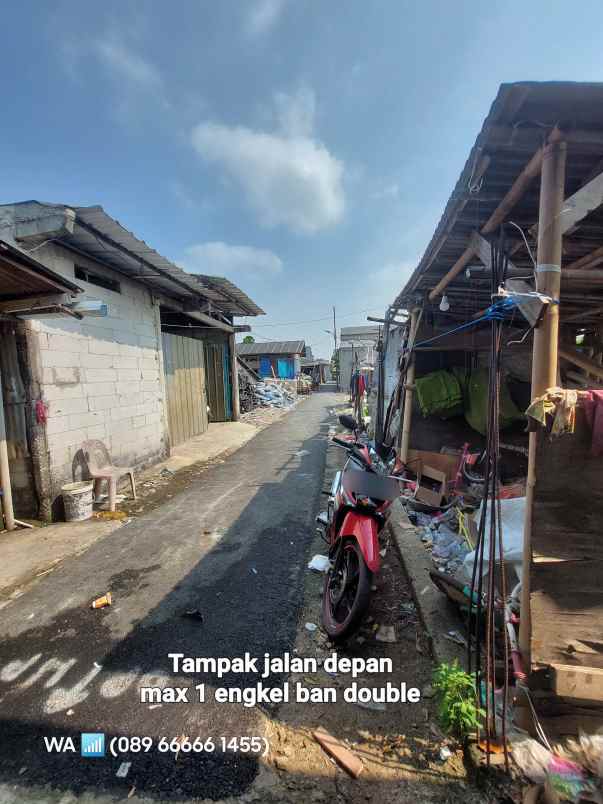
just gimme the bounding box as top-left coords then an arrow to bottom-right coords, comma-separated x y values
237,339 -> 305,356
0,239 -> 81,300
7,202 -> 264,318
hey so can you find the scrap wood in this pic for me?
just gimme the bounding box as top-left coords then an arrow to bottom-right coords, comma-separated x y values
313,727 -> 364,778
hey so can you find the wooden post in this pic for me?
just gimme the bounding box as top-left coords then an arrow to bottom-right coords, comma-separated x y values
399,308 -> 420,464
519,140 -> 567,668
0,364 -> 16,531
229,334 -> 240,422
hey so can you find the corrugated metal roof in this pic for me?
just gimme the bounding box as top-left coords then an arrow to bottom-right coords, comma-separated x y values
0,239 -> 81,300
236,340 -> 305,356
392,81 -> 603,320
8,202 -> 264,317
191,275 -> 264,316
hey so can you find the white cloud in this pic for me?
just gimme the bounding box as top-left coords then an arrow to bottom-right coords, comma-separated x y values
246,0 -> 287,36
183,242 -> 283,280
191,88 -> 345,233
95,36 -> 162,90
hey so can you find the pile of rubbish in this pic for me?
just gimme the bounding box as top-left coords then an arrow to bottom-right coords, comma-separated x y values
239,372 -> 296,412
252,381 -> 296,409
415,507 -> 472,579
409,493 -> 525,585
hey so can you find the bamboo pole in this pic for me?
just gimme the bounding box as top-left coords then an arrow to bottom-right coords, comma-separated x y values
519,140 -> 567,670
0,364 -> 16,531
399,309 -> 420,464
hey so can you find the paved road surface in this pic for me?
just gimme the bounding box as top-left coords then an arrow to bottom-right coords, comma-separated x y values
0,391 -> 340,802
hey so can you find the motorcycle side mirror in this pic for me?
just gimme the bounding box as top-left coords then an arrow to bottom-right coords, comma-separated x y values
339,414 -> 358,432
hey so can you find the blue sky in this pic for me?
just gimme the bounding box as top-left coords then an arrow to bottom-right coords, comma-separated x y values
3,1 -> 603,357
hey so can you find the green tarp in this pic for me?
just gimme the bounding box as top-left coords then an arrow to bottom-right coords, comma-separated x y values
415,370 -> 463,419
415,367 -> 523,434
463,367 -> 522,435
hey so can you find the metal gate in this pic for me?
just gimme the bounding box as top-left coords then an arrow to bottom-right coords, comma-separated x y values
204,342 -> 231,422
162,333 -> 209,446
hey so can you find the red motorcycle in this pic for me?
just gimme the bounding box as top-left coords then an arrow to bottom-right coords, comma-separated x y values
317,415 -> 402,640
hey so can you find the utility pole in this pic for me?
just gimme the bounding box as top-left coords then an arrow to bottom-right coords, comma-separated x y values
332,306 -> 337,352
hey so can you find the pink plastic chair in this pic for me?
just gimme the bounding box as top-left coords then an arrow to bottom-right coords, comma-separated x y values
81,440 -> 137,512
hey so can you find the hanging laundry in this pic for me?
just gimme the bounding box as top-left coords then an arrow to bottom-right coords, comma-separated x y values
582,390 -> 603,456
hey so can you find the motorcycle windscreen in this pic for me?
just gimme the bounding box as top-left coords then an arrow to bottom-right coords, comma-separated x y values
342,468 -> 400,501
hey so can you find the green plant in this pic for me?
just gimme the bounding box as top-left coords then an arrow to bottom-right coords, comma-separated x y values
432,660 -> 484,737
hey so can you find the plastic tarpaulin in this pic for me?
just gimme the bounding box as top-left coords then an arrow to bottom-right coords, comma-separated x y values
463,368 -> 522,435
415,370 -> 463,419
461,496 -> 525,583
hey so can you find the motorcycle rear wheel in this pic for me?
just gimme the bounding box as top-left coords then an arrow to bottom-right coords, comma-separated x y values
322,539 -> 372,641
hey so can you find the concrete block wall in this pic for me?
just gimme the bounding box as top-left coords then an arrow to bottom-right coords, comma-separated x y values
28,243 -> 169,497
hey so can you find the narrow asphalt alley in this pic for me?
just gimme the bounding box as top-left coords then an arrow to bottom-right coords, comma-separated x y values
0,391 -> 341,803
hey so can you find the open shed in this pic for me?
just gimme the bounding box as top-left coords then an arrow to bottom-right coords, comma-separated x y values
386,81 -> 603,735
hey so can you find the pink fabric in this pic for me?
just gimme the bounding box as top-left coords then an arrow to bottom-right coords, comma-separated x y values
582,390 -> 603,456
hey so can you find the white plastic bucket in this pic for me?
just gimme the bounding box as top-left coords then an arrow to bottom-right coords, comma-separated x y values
61,481 -> 94,522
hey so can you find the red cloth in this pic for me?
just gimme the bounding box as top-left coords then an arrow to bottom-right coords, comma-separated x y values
582,390 -> 603,456
357,374 -> 366,396
35,399 -> 48,425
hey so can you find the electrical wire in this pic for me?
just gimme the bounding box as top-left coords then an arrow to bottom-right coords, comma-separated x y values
507,221 -> 537,271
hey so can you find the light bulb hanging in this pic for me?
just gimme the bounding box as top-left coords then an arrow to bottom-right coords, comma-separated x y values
439,294 -> 450,312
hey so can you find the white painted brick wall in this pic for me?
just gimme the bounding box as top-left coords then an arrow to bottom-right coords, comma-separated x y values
30,243 -> 169,490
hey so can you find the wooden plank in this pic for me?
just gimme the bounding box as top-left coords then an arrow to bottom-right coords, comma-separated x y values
531,561 -> 603,670
551,665 -> 603,702
563,304 -> 603,323
529,412 -> 603,680
560,171 -> 603,234
559,345 -> 603,381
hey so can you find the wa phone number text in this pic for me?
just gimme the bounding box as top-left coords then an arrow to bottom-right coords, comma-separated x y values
109,736 -> 269,757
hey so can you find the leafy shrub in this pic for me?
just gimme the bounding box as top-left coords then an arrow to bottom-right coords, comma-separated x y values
432,660 -> 484,737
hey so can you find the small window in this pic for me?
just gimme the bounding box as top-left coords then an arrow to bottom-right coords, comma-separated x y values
75,266 -> 121,294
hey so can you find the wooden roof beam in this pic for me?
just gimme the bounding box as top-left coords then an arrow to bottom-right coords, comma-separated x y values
481,146 -> 544,234
559,344 -> 603,381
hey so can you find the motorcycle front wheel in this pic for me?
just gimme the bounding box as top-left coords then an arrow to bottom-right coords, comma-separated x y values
322,539 -> 372,641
